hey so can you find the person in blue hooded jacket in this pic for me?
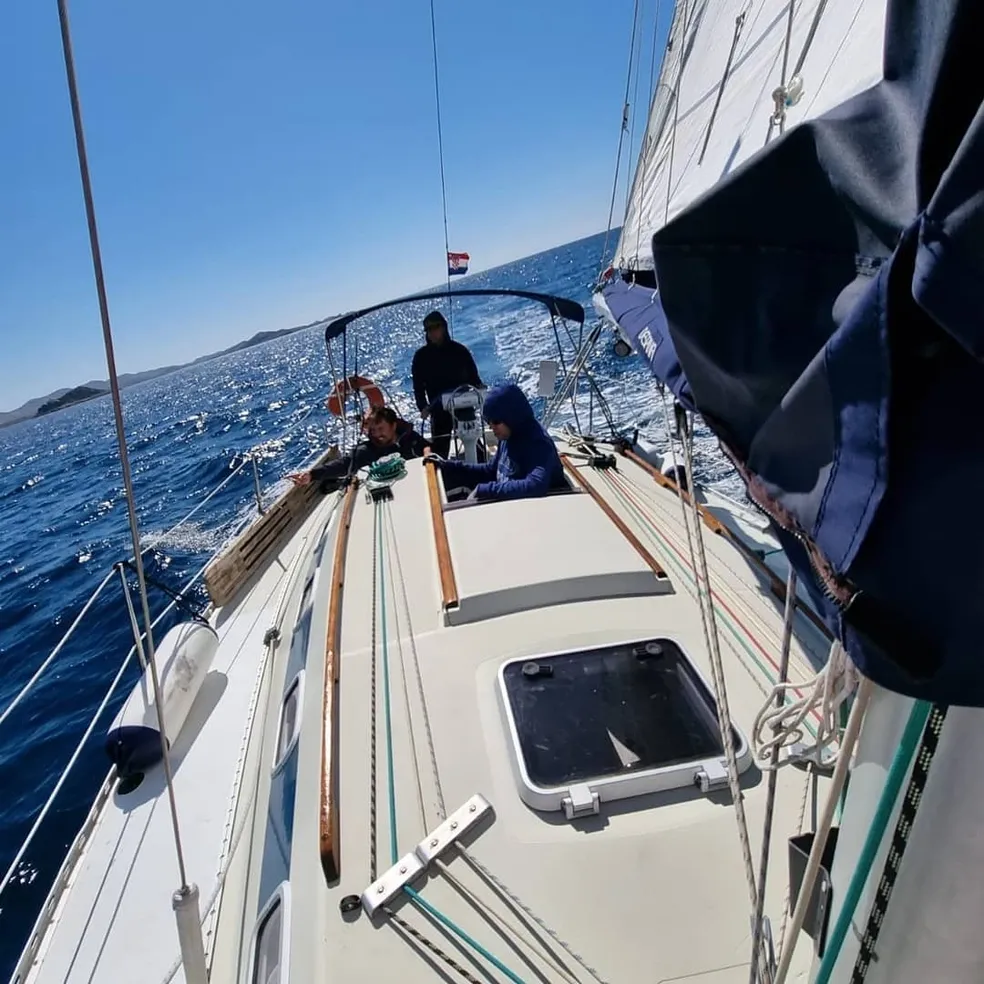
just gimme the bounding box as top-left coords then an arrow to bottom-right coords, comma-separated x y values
427,382 -> 565,501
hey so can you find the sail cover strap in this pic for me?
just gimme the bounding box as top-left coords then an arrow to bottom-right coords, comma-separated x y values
649,0 -> 984,706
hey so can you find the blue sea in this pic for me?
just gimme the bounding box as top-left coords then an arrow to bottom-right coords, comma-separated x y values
0,229 -> 737,975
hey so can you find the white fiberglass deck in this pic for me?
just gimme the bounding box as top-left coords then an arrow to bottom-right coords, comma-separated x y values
279,445 -> 830,983
18,440 -> 833,984
15,496 -> 337,984
445,488 -> 671,624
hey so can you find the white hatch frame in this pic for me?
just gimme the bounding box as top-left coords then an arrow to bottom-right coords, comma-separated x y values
496,635 -> 753,817
271,669 -> 305,775
244,880 -> 292,984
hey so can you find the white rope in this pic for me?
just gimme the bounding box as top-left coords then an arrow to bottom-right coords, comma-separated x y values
673,404 -> 759,916
772,677 -> 873,984
751,639 -> 858,770
658,390 -> 715,672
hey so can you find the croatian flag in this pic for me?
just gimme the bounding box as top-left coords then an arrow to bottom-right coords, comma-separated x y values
447,251 -> 469,276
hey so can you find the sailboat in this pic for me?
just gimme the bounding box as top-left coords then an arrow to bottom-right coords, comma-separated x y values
4,0 -> 983,982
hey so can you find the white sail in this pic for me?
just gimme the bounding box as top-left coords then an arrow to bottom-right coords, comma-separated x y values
616,0 -> 888,271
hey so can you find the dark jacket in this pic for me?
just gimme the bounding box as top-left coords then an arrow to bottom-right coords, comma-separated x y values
310,421 -> 427,484
411,331 -> 482,413
437,382 -> 565,501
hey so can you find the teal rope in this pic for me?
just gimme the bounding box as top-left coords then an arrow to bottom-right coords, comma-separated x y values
374,501 -> 526,982
405,886 -> 527,984
377,503 -> 399,866
813,699 -> 931,984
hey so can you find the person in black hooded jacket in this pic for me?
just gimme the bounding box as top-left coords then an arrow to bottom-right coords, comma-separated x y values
288,406 -> 427,491
411,310 -> 483,458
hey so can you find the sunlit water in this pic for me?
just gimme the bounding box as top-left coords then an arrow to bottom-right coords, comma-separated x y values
0,229 -> 740,974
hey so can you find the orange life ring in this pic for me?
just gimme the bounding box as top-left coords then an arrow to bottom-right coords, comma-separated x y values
326,375 -> 385,417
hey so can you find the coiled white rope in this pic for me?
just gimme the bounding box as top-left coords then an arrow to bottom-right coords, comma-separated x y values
751,639 -> 858,770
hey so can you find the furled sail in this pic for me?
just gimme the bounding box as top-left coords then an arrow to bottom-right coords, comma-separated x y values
629,0 -> 984,707
614,0 -> 888,272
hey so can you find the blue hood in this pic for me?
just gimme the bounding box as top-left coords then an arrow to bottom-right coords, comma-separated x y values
482,382 -> 535,432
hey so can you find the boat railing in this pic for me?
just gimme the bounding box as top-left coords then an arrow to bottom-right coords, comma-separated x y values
0,447 -> 293,903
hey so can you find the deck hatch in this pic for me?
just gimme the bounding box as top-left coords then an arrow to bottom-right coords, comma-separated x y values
498,637 -> 751,813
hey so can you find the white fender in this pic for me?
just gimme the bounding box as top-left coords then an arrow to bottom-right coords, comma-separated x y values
105,621 -> 218,776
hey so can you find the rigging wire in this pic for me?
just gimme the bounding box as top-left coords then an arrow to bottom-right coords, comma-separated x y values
599,0 -> 643,273
632,0 -> 664,263
672,403 -> 760,917
622,1 -> 646,224
647,0 -> 663,103
55,0 -> 195,917
663,0 -> 693,226
428,0 -> 455,336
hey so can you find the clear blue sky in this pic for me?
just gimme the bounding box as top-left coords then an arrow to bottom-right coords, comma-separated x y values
1,0 -> 667,410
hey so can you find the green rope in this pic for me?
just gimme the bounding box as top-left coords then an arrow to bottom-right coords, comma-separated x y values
813,699 -> 932,984
405,886 -> 527,984
374,501 -> 527,983
369,453 -> 406,484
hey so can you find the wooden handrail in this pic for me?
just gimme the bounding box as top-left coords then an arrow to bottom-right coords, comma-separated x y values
426,462 -> 459,609
619,448 -> 831,639
320,482 -> 358,883
561,456 -> 667,579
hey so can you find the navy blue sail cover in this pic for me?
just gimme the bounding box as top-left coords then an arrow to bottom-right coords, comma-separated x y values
648,0 -> 984,705
601,277 -> 696,412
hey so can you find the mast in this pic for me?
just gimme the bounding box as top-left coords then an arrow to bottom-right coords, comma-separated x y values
614,0 -> 888,273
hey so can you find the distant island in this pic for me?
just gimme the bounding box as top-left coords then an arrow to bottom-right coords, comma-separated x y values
36,385 -> 107,416
0,319 -> 332,429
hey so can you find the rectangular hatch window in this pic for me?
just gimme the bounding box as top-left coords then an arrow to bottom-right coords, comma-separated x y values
499,637 -> 750,814
249,883 -> 290,984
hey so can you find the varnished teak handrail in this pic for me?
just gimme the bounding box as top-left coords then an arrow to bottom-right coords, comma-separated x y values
320,482 -> 358,882
426,463 -> 459,609
561,456 -> 667,579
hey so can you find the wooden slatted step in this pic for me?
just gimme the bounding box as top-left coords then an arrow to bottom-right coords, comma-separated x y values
204,448 -> 339,607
